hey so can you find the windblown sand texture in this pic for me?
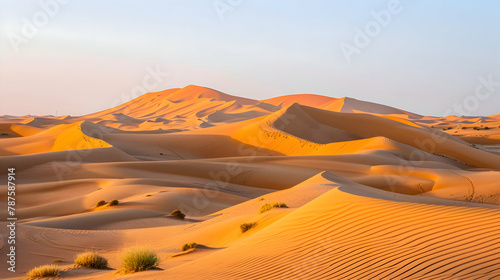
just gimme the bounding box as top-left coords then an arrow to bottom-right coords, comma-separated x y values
1,85 -> 500,279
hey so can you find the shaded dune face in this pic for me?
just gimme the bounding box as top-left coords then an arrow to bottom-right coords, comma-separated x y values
1,85 -> 500,280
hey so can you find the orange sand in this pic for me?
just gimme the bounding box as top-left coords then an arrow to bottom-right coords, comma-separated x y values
1,85 -> 499,279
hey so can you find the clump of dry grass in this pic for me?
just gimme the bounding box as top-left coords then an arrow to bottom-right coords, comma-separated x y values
27,264 -> 60,278
107,199 -> 119,206
74,251 -> 108,269
240,222 -> 257,233
171,209 -> 185,219
258,202 -> 288,214
181,242 -> 199,251
95,200 -> 106,207
121,247 -> 159,273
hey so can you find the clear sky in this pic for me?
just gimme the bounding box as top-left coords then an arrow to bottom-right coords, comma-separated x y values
1,0 -> 499,117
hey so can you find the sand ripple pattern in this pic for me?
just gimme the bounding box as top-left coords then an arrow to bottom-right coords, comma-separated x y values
168,189 -> 500,280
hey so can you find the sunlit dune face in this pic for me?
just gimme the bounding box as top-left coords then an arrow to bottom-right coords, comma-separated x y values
2,86 -> 500,280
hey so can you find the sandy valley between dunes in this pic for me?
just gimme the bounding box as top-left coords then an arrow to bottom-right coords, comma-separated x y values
1,85 -> 500,279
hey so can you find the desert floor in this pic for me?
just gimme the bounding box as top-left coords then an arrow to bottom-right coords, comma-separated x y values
1,85 -> 500,279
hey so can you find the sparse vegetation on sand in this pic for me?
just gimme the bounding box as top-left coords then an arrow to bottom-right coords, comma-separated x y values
259,202 -> 288,214
240,222 -> 257,233
74,252 -> 108,269
27,264 -> 60,278
181,242 -> 199,251
95,200 -> 106,207
121,247 -> 159,273
171,209 -> 186,219
107,199 -> 119,206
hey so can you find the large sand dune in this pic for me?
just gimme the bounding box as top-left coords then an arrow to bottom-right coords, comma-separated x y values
1,85 -> 499,279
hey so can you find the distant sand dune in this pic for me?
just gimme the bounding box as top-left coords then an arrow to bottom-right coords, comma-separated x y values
1,85 -> 500,279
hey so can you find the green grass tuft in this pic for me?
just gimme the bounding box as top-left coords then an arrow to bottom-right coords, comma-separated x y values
121,247 -> 159,273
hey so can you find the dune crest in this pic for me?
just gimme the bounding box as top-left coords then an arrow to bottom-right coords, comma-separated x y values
1,86 -> 499,280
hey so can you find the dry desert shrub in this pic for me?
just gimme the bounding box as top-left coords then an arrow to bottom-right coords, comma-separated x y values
240,222 -> 256,233
74,251 -> 108,269
27,264 -> 60,278
171,209 -> 186,219
258,202 -> 288,214
107,199 -> 119,206
95,200 -> 106,207
181,242 -> 199,251
121,247 -> 159,273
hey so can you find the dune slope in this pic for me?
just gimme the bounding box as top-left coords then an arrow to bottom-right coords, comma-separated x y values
1,85 -> 500,280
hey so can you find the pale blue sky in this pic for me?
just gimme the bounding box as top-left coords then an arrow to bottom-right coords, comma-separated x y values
1,0 -> 499,116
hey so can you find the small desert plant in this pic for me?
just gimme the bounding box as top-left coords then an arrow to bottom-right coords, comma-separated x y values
171,209 -> 185,219
121,247 -> 159,273
74,251 -> 108,269
240,222 -> 256,233
95,200 -> 106,207
107,199 -> 119,206
181,242 -> 199,252
27,264 -> 60,278
258,202 -> 288,214
54,259 -> 62,263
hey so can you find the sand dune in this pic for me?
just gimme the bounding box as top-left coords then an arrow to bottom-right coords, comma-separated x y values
1,86 -> 500,279
321,96 -> 421,117
158,172 -> 500,280
262,93 -> 337,108
79,85 -> 270,131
